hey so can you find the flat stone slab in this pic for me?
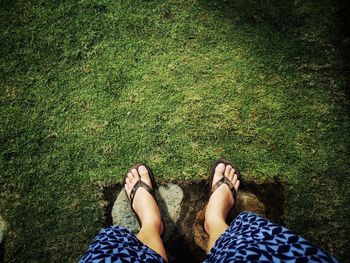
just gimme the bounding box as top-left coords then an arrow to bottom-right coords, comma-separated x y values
0,215 -> 6,244
112,183 -> 183,241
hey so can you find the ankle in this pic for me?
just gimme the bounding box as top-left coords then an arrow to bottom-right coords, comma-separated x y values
139,226 -> 163,237
204,216 -> 227,235
140,218 -> 163,235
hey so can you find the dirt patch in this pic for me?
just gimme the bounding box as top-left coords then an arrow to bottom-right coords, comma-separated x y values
0,245 -> 4,263
103,179 -> 284,263
102,184 -> 120,228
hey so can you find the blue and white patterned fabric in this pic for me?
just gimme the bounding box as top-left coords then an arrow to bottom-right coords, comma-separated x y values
204,212 -> 338,263
80,212 -> 338,263
80,226 -> 166,263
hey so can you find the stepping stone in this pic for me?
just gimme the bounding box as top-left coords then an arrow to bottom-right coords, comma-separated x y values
0,215 -> 6,244
112,183 -> 183,241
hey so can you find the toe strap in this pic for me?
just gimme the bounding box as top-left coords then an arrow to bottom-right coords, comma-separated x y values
211,177 -> 237,201
129,180 -> 154,207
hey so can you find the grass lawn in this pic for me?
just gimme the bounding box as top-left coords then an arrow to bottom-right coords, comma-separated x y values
1,0 -> 349,261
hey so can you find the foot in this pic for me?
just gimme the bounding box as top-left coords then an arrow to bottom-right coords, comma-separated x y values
125,165 -> 164,235
204,163 -> 240,234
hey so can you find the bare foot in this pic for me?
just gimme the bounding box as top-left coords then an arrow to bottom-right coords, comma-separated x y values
125,165 -> 163,235
204,163 -> 240,235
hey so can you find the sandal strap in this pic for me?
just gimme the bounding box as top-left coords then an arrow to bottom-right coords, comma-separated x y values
211,176 -> 237,200
129,180 -> 153,208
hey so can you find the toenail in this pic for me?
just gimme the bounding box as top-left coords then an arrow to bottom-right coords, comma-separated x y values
217,163 -> 225,169
139,165 -> 147,174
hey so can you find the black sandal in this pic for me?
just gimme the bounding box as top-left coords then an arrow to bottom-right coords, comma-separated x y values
209,158 -> 241,208
124,163 -> 158,227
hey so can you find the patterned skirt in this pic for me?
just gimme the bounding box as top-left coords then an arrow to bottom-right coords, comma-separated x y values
80,212 -> 338,263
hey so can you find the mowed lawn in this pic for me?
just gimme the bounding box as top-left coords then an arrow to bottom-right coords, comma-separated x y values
1,0 -> 349,261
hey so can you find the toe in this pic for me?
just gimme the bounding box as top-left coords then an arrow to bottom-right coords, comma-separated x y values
125,177 -> 132,192
235,180 -> 240,192
225,165 -> 232,177
127,172 -> 133,180
124,183 -> 130,191
232,173 -> 238,184
215,163 -> 225,175
127,173 -> 134,185
131,168 -> 140,180
229,169 -> 235,180
138,165 -> 148,177
232,173 -> 240,192
138,165 -> 153,190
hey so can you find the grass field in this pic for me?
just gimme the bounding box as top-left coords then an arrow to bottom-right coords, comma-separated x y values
1,0 -> 349,262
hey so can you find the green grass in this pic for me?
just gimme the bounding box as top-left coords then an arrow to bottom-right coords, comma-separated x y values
1,0 -> 349,261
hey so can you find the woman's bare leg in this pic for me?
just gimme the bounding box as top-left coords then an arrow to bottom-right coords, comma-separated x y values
204,163 -> 240,253
125,166 -> 168,261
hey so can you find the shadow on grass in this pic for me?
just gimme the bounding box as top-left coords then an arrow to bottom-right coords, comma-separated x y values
0,240 -> 4,263
198,0 -> 350,97
335,0 -> 350,106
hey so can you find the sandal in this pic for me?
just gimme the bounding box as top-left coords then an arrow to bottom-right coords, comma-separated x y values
209,158 -> 241,208
124,163 -> 158,227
